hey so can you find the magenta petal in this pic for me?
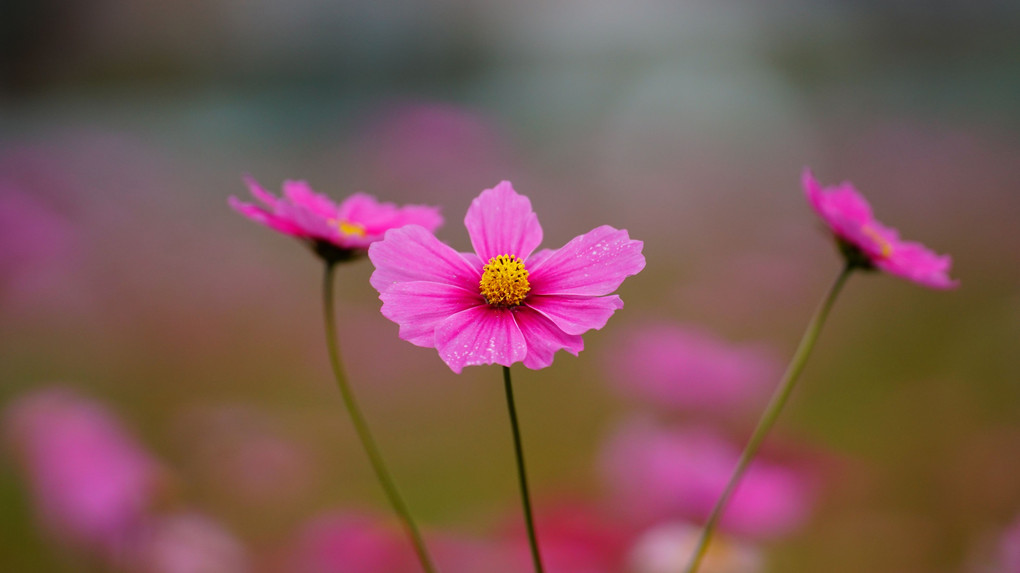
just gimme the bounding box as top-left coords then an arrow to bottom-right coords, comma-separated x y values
242,175 -> 283,209
876,242 -> 959,289
528,225 -> 645,296
228,197 -> 305,236
526,294 -> 623,336
464,181 -> 543,262
282,180 -> 339,219
514,307 -> 584,370
434,306 -> 526,373
337,193 -> 443,236
802,169 -> 873,227
380,282 -> 484,348
369,225 -> 480,294
524,248 -> 555,269
803,168 -> 958,289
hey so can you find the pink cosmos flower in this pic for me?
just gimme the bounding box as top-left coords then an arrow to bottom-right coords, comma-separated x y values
627,522 -> 763,573
283,511 -> 504,573
802,169 -> 958,288
601,422 -> 816,539
3,388 -> 166,557
283,512 -> 418,573
499,503 -> 633,573
229,177 -> 443,262
607,323 -> 781,416
369,181 -> 645,373
126,512 -> 250,573
993,515 -> 1020,573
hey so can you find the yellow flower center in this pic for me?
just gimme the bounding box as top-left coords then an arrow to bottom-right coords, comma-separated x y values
862,224 -> 893,258
479,254 -> 531,307
330,219 -> 367,238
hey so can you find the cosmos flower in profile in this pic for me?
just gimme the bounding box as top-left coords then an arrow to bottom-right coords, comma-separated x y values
369,180 -> 645,373
802,169 -> 957,289
230,177 -> 443,263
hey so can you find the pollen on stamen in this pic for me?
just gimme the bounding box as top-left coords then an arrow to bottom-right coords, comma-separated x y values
862,225 -> 893,258
479,254 -> 531,307
329,219 -> 367,238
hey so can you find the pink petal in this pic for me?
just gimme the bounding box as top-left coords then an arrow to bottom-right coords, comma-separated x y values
513,307 -> 584,370
524,248 -> 555,269
528,226 -> 645,296
242,175 -> 283,209
435,306 -> 526,373
379,282 -> 484,348
460,251 -> 485,274
525,294 -> 623,336
281,180 -> 339,219
338,193 -> 443,236
369,225 -> 480,294
336,192 -> 385,223
803,169 -> 958,289
606,323 -> 779,414
876,241 -> 959,289
464,181 -> 543,262
228,197 -> 305,236
802,169 -> 874,227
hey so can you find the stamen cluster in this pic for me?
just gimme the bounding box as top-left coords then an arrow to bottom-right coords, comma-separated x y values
479,254 -> 531,307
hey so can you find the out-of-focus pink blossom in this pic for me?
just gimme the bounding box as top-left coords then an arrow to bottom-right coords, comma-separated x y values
358,103 -> 511,193
230,177 -> 443,263
601,422 -> 816,539
607,323 -> 781,415
0,186 -> 77,310
370,180 -> 645,373
283,512 -> 418,573
425,532 -> 507,573
627,521 -> 763,573
3,388 -> 166,557
127,512 -> 250,573
802,169 -> 958,289
283,511 -> 509,573
499,503 -> 633,573
172,405 -> 317,508
994,516 -> 1020,573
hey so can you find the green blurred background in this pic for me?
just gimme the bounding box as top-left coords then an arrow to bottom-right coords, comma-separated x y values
2,1 -> 1018,571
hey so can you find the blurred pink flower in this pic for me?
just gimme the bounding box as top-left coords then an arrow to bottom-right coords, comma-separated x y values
283,512 -> 418,573
424,532 -> 508,573
229,177 -> 443,263
607,323 -> 781,415
995,516 -> 1020,573
802,169 -> 958,288
369,180 -> 645,373
284,511 -> 507,573
171,405 -> 318,509
358,103 -> 511,194
0,186 -> 77,310
500,503 -> 632,573
627,521 -> 763,573
126,512 -> 250,573
601,422 -> 816,539
3,388 -> 166,557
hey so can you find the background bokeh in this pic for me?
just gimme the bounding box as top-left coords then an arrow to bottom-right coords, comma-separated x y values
2,1 -> 1019,571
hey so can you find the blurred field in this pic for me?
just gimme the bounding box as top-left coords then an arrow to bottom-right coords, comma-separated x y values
2,1 -> 1019,571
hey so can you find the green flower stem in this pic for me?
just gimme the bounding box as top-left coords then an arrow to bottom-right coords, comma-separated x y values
684,263 -> 855,573
322,262 -> 437,573
502,366 -> 545,573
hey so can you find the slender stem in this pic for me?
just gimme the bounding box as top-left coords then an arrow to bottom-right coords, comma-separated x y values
684,264 -> 855,573
502,366 -> 545,573
322,262 -> 437,573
